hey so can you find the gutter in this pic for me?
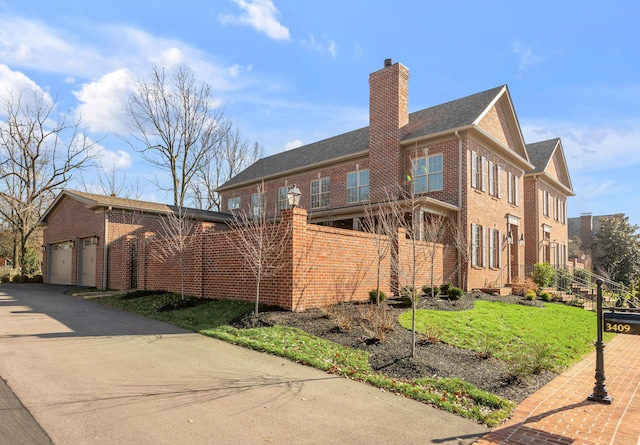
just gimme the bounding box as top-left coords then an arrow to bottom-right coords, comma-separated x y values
455,130 -> 463,289
102,206 -> 111,289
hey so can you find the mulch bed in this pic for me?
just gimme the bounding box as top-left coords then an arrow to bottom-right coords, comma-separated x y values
241,292 -> 556,403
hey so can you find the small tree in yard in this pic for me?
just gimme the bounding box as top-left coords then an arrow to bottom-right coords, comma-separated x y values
362,201 -> 393,305
149,207 -> 197,301
226,183 -> 290,315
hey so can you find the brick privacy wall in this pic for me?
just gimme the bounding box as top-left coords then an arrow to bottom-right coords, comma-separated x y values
368,61 -> 409,201
42,196 -> 106,285
396,229 -> 449,290
135,208 -> 393,311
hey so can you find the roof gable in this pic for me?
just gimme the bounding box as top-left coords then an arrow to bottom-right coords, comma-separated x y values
474,88 -> 529,161
526,139 -> 574,196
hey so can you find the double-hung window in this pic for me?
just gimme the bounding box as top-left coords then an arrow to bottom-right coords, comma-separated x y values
471,151 -> 487,191
227,196 -> 240,210
251,192 -> 265,218
278,187 -> 289,211
488,161 -> 502,198
310,178 -> 330,208
507,172 -> 519,205
471,223 -> 486,268
412,154 -> 443,194
347,170 -> 369,203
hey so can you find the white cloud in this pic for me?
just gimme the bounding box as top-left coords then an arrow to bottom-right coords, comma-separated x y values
513,41 -> 543,73
300,33 -> 337,58
521,120 -> 640,172
98,148 -> 133,170
219,0 -> 290,41
73,69 -> 137,133
284,139 -> 303,151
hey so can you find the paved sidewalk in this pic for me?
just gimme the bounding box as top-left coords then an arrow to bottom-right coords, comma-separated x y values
474,334 -> 640,445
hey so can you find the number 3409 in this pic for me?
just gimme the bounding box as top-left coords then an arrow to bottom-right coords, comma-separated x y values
605,323 -> 631,333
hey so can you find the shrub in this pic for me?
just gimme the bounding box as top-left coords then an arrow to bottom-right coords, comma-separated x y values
446,286 -> 464,299
538,291 -> 553,302
530,263 -> 556,288
524,289 -> 537,300
511,276 -> 539,296
400,285 -> 418,304
32,275 -> 43,283
1,275 -> 9,283
358,303 -> 395,341
439,283 -> 452,294
368,289 -> 386,304
422,285 -> 440,297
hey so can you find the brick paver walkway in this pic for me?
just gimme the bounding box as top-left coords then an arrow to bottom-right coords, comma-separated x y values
474,334 -> 640,445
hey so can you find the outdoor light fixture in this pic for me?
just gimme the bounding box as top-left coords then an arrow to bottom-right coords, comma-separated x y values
505,230 -> 513,244
40,245 -> 46,252
287,185 -> 301,208
519,233 -> 525,246
91,236 -> 98,244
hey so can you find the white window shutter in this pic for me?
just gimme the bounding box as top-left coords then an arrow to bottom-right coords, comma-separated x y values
497,166 -> 502,198
498,230 -> 503,268
488,161 -> 495,196
471,151 -> 478,189
471,223 -> 478,267
514,176 -> 519,206
507,172 -> 513,203
482,226 -> 487,268
481,157 -> 488,192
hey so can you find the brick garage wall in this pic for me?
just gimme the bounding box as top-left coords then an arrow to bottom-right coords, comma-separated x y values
42,196 -> 106,285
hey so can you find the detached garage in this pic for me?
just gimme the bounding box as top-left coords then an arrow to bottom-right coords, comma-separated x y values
40,189 -> 230,290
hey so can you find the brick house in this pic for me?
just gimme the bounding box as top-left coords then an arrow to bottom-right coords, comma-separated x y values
218,59 -> 574,291
523,139 -> 574,272
40,59 -> 575,309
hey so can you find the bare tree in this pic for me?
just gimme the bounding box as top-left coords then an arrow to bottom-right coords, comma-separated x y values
225,182 -> 290,314
0,88 -> 96,273
79,160 -> 142,199
123,65 -> 228,207
149,207 -> 197,301
362,201 -> 394,304
192,128 -> 262,211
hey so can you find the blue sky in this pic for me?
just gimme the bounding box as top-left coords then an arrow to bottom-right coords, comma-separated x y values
1,1 -> 639,226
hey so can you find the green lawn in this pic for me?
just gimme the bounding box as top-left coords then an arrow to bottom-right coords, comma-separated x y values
399,300 -> 613,371
87,291 -> 609,427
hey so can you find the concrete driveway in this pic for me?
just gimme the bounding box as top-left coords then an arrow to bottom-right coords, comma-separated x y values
0,284 -> 488,444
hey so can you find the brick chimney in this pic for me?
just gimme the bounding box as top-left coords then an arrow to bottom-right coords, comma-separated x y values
368,59 -> 409,201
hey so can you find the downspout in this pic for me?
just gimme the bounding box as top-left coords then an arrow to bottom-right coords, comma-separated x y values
102,206 -> 111,289
455,130 -> 463,289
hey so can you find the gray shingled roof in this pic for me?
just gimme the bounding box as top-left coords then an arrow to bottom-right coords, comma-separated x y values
218,85 -> 506,190
41,189 -> 232,223
526,139 -> 559,174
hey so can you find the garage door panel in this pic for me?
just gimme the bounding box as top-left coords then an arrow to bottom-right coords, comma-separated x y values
50,242 -> 72,285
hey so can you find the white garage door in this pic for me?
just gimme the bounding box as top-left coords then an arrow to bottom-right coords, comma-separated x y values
49,242 -> 73,285
79,238 -> 96,287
